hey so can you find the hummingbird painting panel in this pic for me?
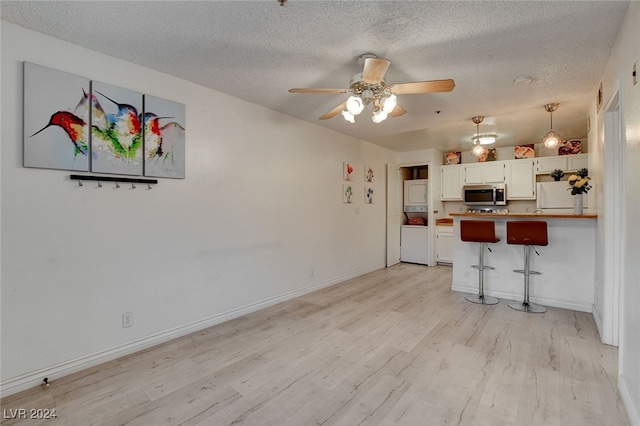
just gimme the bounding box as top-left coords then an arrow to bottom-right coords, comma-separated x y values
90,81 -> 143,176
143,95 -> 185,179
23,62 -> 90,172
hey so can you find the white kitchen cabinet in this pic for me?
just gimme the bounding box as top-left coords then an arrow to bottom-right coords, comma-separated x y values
535,154 -> 588,174
567,154 -> 588,172
440,165 -> 463,200
464,162 -> 505,184
436,226 -> 454,264
505,159 -> 536,199
404,179 -> 428,206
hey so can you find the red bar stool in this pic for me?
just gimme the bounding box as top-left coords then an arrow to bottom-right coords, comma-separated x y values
460,220 -> 500,305
506,221 -> 548,313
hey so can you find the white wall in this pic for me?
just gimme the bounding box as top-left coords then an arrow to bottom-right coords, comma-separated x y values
592,3 -> 640,424
0,22 -> 397,395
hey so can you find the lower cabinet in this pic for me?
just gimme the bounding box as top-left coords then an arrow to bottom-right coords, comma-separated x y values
436,226 -> 454,265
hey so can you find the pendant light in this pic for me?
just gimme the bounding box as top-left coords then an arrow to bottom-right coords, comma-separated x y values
542,103 -> 561,149
471,116 -> 486,156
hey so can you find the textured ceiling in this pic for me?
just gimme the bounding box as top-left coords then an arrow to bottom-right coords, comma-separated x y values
1,1 -> 629,152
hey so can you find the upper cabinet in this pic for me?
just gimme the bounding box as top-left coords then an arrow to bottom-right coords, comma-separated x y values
505,159 -> 536,199
440,165 -> 463,201
536,153 -> 588,175
464,162 -> 505,184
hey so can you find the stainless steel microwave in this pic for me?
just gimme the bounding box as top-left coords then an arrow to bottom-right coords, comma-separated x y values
463,184 -> 506,206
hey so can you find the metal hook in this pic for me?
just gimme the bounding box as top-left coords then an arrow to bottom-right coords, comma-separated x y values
131,182 -> 136,189
78,180 -> 83,187
115,182 -> 120,189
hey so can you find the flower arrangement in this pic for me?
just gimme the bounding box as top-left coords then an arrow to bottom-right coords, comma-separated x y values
550,169 -> 565,181
567,168 -> 592,195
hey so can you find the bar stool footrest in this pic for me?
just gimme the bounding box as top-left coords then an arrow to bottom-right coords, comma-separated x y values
465,294 -> 499,305
471,265 -> 495,271
513,269 -> 542,275
507,301 -> 546,313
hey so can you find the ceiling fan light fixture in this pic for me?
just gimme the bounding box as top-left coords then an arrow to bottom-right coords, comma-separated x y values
382,94 -> 397,114
341,110 -> 355,123
372,109 -> 388,123
346,96 -> 364,115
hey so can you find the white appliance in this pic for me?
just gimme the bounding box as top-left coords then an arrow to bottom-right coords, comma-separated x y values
536,181 -> 589,213
404,179 -> 428,208
401,225 -> 430,265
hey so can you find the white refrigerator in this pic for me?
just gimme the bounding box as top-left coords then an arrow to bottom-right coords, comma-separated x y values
536,181 -> 589,213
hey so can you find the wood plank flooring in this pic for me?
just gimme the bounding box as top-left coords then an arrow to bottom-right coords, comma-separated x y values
1,264 -> 630,425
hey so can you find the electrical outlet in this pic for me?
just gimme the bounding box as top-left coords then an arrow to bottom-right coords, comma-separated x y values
122,312 -> 133,328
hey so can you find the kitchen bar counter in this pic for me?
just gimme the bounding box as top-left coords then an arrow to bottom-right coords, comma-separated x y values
451,215 -> 596,312
450,212 -> 597,219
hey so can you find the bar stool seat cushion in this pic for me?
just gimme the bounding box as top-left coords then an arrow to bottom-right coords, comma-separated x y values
461,220 -> 500,243
506,221 -> 548,246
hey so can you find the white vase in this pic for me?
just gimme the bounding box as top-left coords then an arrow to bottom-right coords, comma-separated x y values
573,193 -> 584,215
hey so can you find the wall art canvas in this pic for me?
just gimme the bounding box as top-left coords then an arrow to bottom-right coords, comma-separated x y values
343,184 -> 354,203
364,165 -> 374,182
91,81 -> 143,175
477,148 -> 497,162
143,94 -> 186,179
514,144 -> 535,159
558,139 -> 582,155
23,62 -> 90,171
343,162 -> 354,181
445,151 -> 461,165
365,186 -> 374,204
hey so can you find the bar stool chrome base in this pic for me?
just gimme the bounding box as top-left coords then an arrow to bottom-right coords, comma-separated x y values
466,294 -> 499,305
508,301 -> 547,313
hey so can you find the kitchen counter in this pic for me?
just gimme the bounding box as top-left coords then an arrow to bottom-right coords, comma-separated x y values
450,212 -> 597,219
450,215 -> 596,312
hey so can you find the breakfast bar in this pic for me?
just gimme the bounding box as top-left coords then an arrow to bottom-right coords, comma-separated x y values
449,212 -> 597,312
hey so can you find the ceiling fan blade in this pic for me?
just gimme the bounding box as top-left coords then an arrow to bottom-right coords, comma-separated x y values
390,79 -> 456,94
389,104 -> 407,117
362,58 -> 391,84
289,88 -> 348,94
320,102 -> 347,120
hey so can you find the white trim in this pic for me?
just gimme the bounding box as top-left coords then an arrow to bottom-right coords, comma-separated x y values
619,375 -> 640,426
0,263 -> 385,397
451,286 -> 593,313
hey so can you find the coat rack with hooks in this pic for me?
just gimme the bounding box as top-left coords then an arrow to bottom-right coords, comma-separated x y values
70,174 -> 158,189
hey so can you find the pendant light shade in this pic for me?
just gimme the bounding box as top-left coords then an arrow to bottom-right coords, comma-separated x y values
542,103 -> 561,149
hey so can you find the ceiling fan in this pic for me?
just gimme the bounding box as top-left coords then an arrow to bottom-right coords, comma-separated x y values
289,53 -> 455,123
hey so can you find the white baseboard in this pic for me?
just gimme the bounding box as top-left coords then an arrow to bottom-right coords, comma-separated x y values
619,374 -> 640,426
0,263 -> 385,397
451,285 -> 593,313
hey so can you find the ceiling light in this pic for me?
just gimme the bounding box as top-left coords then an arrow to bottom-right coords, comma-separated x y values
472,143 -> 486,157
514,75 -> 533,85
382,94 -> 397,114
372,109 -> 388,123
471,134 -> 498,145
346,96 -> 364,115
542,103 -> 561,149
471,115 -> 494,156
341,110 -> 355,123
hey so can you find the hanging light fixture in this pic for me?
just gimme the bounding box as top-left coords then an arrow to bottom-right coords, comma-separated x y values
542,103 -> 561,149
471,116 -> 489,156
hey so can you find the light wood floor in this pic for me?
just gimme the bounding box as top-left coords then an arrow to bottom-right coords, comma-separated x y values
1,264 -> 630,425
